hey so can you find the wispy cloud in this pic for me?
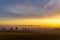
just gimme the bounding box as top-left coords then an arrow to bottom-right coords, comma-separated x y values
1,0 -> 60,19
43,0 -> 53,8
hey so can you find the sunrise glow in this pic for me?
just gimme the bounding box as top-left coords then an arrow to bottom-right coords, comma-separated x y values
1,15 -> 60,28
0,0 -> 60,28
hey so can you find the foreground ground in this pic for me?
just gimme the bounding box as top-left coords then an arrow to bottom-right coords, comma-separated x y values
0,31 -> 60,40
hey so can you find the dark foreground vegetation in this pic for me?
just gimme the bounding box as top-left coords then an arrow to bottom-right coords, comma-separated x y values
0,31 -> 60,40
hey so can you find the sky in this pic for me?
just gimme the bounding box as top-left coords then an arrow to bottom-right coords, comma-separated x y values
0,0 -> 53,19
0,0 -> 60,19
0,0 -> 60,27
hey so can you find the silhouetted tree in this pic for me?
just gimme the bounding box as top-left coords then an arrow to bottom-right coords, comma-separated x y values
22,28 -> 30,31
22,28 -> 25,31
15,27 -> 18,30
2,27 -> 5,31
10,27 -> 13,31
27,28 -> 30,31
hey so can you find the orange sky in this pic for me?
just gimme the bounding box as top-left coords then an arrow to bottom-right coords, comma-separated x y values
1,14 -> 60,28
1,0 -> 60,28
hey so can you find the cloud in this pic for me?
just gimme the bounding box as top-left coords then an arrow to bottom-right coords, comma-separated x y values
8,5 -> 37,14
4,5 -> 41,14
1,0 -> 60,19
43,0 -> 53,8
0,4 -> 53,19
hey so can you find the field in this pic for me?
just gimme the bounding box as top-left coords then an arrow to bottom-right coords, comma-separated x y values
0,31 -> 60,40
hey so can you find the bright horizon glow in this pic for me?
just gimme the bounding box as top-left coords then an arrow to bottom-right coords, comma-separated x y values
1,0 -> 60,28
1,15 -> 60,28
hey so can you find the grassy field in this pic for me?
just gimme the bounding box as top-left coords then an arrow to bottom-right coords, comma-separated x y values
0,31 -> 60,40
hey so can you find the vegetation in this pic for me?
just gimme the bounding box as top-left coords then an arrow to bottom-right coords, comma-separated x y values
0,31 -> 60,40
